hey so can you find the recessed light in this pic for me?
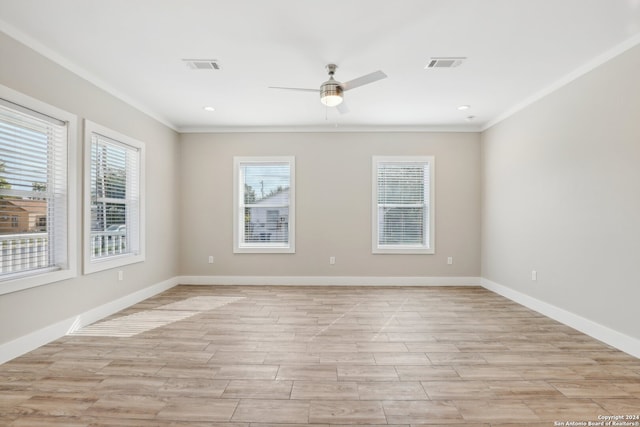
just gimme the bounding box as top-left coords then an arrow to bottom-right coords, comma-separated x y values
203,106 -> 215,112
457,105 -> 470,110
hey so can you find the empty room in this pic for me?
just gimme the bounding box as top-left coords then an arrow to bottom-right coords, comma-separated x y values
0,0 -> 639,426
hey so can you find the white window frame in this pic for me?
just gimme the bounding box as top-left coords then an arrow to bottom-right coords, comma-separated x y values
83,120 -> 145,274
0,84 -> 77,296
372,156 -> 435,254
233,156 -> 295,254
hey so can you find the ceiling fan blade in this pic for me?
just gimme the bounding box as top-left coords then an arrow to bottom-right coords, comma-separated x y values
336,101 -> 349,114
341,70 -> 387,91
268,86 -> 319,92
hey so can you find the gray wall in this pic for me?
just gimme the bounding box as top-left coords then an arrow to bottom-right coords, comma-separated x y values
481,44 -> 640,340
0,33 -> 180,344
179,132 -> 481,278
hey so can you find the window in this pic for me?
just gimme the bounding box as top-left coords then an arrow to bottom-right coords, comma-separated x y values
233,157 -> 295,253
372,156 -> 434,254
84,121 -> 145,273
0,84 -> 77,294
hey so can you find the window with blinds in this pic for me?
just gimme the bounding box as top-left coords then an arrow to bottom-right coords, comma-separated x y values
372,156 -> 435,254
233,157 -> 295,253
84,121 -> 145,273
0,94 -> 75,288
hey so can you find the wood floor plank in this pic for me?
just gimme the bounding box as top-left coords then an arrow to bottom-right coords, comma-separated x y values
290,381 -> 359,400
231,399 -> 309,423
382,400 -> 463,423
156,397 -> 239,422
276,365 -> 337,381
156,378 -> 229,397
357,381 -> 428,400
83,394 -> 167,420
454,399 -> 540,422
309,400 -> 387,424
222,379 -> 293,399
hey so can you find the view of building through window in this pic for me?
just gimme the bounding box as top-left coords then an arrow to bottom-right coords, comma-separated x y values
241,162 -> 290,243
234,157 -> 295,253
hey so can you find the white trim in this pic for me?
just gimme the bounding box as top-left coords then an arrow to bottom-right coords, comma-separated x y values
83,120 -> 146,274
233,156 -> 295,254
483,33 -> 640,131
0,19 -> 177,131
178,275 -> 480,287
0,277 -> 178,365
179,125 -> 482,133
0,83 -> 78,296
372,156 -> 435,254
481,278 -> 640,359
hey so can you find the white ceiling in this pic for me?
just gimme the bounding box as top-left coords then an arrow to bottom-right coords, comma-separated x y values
1,0 -> 639,132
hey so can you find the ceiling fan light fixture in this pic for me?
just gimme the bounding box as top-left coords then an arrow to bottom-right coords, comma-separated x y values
320,81 -> 343,107
320,93 -> 343,107
269,63 -> 385,112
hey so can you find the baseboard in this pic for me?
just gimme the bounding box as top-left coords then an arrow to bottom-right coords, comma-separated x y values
481,278 -> 640,359
0,277 -> 179,365
177,275 -> 481,287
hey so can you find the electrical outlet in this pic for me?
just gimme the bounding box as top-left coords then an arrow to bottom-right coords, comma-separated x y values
531,270 -> 537,281
329,256 -> 336,265
447,256 -> 453,265
208,255 -> 214,264
118,270 -> 123,281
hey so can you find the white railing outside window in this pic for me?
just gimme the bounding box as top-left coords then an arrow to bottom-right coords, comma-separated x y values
90,230 -> 127,258
0,233 -> 48,274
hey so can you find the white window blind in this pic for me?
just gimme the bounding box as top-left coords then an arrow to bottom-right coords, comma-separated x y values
84,121 -> 145,273
0,98 -> 69,279
234,157 -> 295,253
373,156 -> 434,254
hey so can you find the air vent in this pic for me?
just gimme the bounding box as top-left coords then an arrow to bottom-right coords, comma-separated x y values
425,57 -> 466,69
183,59 -> 222,70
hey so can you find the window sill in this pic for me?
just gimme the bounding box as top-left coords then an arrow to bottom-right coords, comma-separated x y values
373,247 -> 435,255
83,253 -> 145,275
234,246 -> 295,254
0,268 -> 77,296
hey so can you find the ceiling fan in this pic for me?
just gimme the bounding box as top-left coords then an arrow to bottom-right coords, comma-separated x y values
269,64 -> 387,113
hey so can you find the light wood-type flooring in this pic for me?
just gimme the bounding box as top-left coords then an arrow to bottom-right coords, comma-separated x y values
1,285 -> 639,426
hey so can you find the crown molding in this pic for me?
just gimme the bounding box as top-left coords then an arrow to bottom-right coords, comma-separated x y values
483,33 -> 640,132
0,21 -> 178,131
178,124 -> 482,134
